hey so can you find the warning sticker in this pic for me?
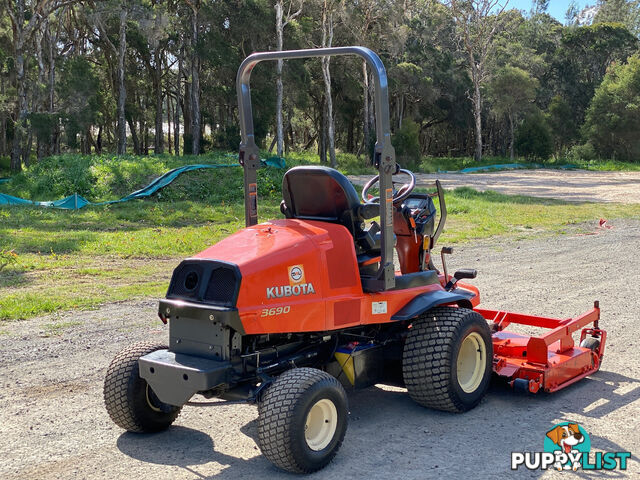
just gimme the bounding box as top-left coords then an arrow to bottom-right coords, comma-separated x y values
372,301 -> 387,315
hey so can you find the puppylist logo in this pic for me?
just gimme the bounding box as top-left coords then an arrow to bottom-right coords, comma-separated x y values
511,422 -> 631,472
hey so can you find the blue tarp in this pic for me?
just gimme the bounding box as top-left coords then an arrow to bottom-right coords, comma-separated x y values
0,157 -> 286,210
438,163 -> 577,174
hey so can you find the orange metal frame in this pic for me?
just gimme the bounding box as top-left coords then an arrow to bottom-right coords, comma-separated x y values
477,302 -> 606,393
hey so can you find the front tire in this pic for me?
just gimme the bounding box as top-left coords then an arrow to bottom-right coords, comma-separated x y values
403,307 -> 493,413
104,342 -> 182,432
257,368 -> 348,473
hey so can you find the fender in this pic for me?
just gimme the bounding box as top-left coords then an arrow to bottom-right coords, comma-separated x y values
391,288 -> 476,321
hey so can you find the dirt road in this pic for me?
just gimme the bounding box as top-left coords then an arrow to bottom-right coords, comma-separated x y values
349,169 -> 640,203
1,220 -> 639,479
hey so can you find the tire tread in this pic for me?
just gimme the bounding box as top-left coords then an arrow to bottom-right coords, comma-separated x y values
257,368 -> 346,473
402,307 -> 490,413
103,341 -> 181,432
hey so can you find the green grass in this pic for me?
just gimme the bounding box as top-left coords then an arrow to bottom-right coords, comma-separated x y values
555,158 -> 640,171
1,151 -> 640,321
417,156 -> 640,173
441,187 -> 640,241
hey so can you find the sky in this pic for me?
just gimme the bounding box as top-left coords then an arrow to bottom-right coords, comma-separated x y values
505,0 -> 593,23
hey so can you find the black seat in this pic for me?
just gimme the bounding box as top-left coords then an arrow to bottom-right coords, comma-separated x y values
282,166 -> 359,221
281,166 -> 381,263
281,166 -> 366,235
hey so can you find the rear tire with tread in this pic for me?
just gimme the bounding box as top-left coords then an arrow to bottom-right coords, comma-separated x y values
403,306 -> 492,413
104,342 -> 181,433
258,367 -> 348,473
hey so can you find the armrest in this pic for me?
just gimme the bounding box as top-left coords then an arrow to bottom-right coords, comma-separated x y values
358,203 -> 379,220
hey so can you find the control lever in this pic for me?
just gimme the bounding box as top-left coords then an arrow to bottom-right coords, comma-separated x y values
445,268 -> 478,291
440,247 -> 453,284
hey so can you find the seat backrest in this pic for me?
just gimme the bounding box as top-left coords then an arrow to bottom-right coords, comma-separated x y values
282,166 -> 361,225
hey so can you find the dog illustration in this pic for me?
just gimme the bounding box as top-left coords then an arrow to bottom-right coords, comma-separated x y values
546,423 -> 584,471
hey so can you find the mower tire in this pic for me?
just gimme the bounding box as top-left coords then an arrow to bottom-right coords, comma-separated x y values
580,336 -> 601,352
403,306 -> 492,413
104,342 -> 181,432
257,367 -> 348,473
580,336 -> 602,370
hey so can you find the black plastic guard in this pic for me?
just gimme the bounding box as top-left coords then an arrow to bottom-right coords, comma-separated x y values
139,349 -> 234,406
391,288 -> 476,321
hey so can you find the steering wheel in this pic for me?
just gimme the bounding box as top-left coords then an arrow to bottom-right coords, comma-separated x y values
361,168 -> 416,205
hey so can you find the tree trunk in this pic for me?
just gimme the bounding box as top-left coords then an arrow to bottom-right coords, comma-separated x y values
24,128 -> 33,165
96,125 -> 102,153
0,76 -> 5,155
321,1 -> 335,168
12,45 -> 26,171
177,43 -> 186,155
153,50 -> 164,154
10,0 -> 27,171
319,102 -> 327,163
472,70 -> 482,162
173,91 -> 180,155
190,6 -> 201,155
167,93 -> 172,155
47,22 -> 58,155
183,79 -> 192,154
35,25 -> 47,160
508,112 -> 514,161
127,116 -> 139,154
275,0 -> 284,158
117,2 -> 127,155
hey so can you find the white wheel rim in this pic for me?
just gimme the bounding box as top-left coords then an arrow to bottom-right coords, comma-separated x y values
304,399 -> 338,451
145,384 -> 163,413
456,332 -> 487,393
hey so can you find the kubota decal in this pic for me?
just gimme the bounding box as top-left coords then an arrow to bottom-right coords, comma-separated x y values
266,283 -> 316,299
288,265 -> 305,285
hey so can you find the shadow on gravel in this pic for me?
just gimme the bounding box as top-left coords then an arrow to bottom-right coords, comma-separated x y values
117,426 -> 217,467
114,370 -> 638,478
116,424 -> 273,478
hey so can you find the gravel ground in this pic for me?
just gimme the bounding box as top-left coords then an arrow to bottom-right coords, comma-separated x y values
349,169 -> 640,203
1,219 -> 639,479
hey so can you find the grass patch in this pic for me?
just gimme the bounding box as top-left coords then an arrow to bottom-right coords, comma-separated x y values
417,156 -> 640,173
440,187 -> 640,242
2,151 -> 640,321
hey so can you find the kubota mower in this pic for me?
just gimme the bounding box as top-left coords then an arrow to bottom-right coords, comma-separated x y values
103,47 -> 606,473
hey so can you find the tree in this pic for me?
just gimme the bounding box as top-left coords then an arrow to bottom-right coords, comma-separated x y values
57,56 -> 100,152
552,23 -> 638,126
275,0 -> 303,158
3,0 -> 80,170
515,110 -> 553,160
488,66 -> 538,160
92,0 -> 129,155
449,0 -> 509,162
320,0 -> 336,167
583,54 -> 640,161
594,0 -> 640,37
185,0 -> 202,155
546,95 -> 577,153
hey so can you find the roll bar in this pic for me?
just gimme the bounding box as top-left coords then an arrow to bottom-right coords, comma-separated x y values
236,46 -> 397,291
